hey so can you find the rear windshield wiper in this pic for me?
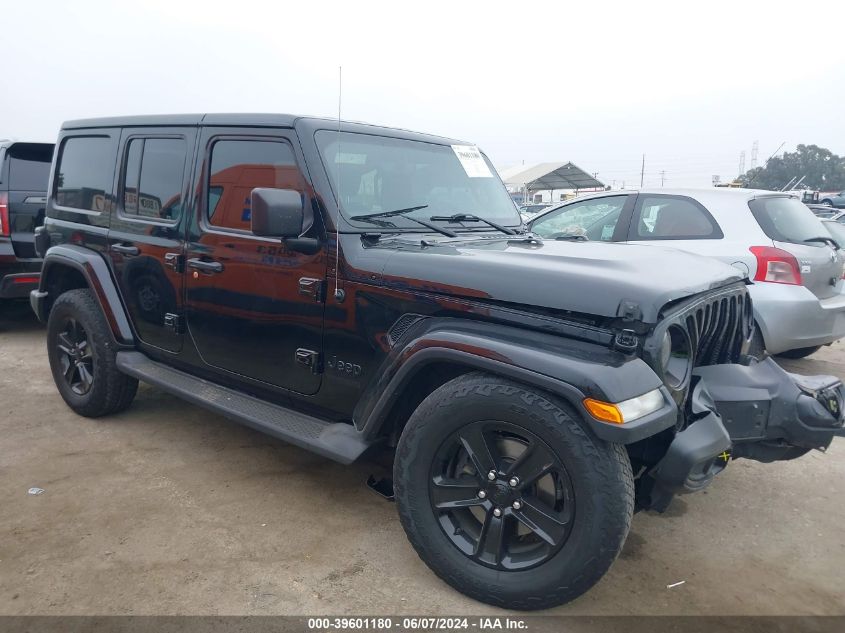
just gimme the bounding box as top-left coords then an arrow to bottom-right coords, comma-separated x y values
804,236 -> 840,249
349,205 -> 457,238
429,213 -> 517,235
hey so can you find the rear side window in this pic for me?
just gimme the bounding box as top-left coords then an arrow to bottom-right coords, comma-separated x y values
55,137 -> 114,212
122,138 -> 187,221
206,139 -> 304,232
749,196 -> 827,245
634,196 -> 721,239
7,144 -> 53,191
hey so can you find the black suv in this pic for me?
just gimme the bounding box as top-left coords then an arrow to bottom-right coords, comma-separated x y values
0,141 -> 53,299
32,114 -> 844,610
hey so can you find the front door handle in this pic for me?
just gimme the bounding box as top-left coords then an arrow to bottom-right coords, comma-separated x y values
187,258 -> 224,274
111,243 -> 140,256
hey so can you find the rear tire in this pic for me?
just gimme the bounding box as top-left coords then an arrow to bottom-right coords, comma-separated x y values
776,345 -> 821,360
393,372 -> 633,610
47,288 -> 138,417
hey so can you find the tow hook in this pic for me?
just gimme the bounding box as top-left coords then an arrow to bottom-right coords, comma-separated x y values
366,475 -> 395,501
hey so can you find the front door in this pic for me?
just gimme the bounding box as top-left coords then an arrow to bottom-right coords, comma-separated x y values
108,128 -> 196,353
184,128 -> 326,395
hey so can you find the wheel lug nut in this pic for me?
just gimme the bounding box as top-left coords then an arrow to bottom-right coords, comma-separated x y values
493,508 -> 502,517
478,490 -> 487,499
487,470 -> 497,481
512,500 -> 522,510
508,477 -> 519,487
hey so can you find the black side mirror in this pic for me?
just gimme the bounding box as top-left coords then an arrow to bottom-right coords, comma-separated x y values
250,188 -> 310,238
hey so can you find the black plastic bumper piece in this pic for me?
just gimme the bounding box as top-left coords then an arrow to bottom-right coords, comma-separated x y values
115,351 -> 374,464
0,272 -> 40,299
694,358 -> 845,462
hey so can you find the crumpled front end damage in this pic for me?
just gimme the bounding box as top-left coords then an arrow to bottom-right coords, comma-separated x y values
643,357 -> 844,511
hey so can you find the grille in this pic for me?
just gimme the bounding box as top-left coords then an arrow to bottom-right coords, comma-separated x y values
682,286 -> 751,367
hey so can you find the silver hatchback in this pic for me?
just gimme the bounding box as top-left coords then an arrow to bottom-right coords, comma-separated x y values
527,188 -> 845,358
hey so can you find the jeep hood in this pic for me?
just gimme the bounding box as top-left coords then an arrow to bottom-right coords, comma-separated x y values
363,236 -> 744,324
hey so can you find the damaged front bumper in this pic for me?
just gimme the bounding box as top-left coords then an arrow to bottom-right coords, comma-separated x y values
646,357 -> 844,511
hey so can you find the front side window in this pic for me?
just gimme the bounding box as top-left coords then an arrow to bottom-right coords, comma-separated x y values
315,131 -> 520,230
55,136 -> 114,212
207,139 -> 304,232
634,196 -> 721,239
122,138 -> 187,221
531,196 -> 627,240
750,196 -> 829,245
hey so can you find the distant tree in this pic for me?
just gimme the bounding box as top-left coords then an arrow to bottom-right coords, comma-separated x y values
739,144 -> 845,191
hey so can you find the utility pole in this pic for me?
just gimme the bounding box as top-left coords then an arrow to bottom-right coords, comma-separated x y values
640,154 -> 645,187
750,140 -> 759,170
660,170 -> 666,187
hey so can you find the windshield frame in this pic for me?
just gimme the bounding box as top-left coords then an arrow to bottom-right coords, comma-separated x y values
313,128 -> 523,234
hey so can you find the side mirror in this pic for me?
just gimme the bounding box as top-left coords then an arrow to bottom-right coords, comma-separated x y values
250,188 -> 310,238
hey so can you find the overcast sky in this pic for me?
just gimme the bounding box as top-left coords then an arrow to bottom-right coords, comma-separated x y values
3,0 -> 843,188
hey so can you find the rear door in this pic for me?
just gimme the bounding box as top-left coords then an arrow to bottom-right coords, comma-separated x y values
2,143 -> 54,259
107,127 -> 197,352
749,195 -> 843,299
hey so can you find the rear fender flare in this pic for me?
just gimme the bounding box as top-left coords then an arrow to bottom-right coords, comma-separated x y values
37,244 -> 134,346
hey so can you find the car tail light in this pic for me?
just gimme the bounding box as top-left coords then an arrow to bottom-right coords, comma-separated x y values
749,246 -> 802,285
0,192 -> 9,237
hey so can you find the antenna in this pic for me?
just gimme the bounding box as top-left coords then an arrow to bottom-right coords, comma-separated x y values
333,66 -> 344,301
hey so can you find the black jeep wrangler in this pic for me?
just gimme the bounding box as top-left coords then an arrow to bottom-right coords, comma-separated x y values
32,114 -> 844,610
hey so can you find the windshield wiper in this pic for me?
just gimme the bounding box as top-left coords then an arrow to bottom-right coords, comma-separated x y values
349,205 -> 457,238
429,213 -> 517,235
805,236 -> 840,249
554,234 -> 588,241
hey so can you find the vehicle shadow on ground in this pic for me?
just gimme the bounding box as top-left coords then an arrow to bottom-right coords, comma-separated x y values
0,301 -> 43,334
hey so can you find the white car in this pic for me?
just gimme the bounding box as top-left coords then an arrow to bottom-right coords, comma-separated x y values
527,188 -> 845,358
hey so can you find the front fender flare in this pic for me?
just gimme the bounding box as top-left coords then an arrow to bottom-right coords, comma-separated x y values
35,244 -> 135,346
354,318 -> 676,444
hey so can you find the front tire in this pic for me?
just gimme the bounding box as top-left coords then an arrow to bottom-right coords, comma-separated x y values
47,288 -> 138,417
776,345 -> 821,360
394,373 -> 633,610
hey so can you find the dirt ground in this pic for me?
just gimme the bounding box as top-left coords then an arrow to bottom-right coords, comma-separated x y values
0,301 -> 843,616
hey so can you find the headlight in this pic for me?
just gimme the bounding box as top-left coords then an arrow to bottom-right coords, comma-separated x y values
584,388 -> 665,424
661,325 -> 692,389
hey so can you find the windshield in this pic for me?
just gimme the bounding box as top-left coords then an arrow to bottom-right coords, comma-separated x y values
315,131 -> 521,230
749,196 -> 830,245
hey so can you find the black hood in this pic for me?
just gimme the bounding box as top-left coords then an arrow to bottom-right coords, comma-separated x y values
353,235 -> 744,324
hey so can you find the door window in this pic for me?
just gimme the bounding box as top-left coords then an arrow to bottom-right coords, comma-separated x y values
122,138 -> 187,221
206,139 -> 304,232
530,196 -> 627,240
634,196 -> 721,239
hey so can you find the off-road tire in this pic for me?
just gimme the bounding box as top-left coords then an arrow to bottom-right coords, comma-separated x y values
393,372 -> 634,610
776,345 -> 821,360
47,288 -> 138,417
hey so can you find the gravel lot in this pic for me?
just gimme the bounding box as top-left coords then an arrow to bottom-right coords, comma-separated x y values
1,302 -> 843,616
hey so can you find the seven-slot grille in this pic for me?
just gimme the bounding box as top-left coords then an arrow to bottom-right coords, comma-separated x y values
682,286 -> 751,367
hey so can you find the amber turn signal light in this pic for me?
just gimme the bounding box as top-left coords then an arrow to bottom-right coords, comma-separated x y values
583,398 -> 624,424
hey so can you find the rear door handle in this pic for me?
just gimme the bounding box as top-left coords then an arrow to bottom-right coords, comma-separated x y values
187,258 -> 224,273
111,243 -> 140,256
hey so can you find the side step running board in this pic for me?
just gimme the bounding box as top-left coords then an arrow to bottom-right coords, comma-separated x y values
115,351 -> 372,464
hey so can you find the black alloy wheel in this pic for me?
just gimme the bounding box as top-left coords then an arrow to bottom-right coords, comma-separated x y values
429,421 -> 574,570
56,317 -> 94,395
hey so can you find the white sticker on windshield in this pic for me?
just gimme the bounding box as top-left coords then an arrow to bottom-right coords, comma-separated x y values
451,145 -> 493,178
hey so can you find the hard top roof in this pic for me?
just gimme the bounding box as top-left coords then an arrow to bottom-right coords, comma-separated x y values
60,113 -> 468,146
